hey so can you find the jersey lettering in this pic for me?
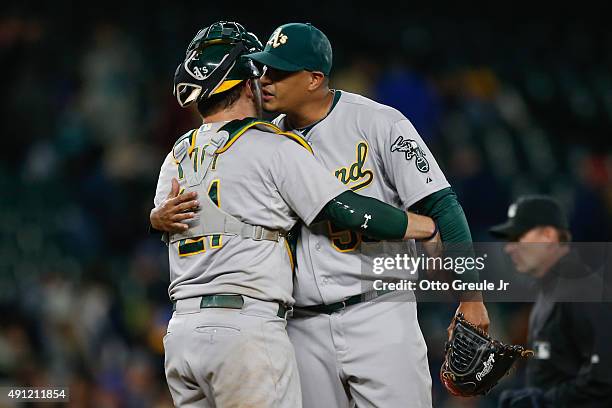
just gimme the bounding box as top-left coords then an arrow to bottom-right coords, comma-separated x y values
177,179 -> 223,256
327,221 -> 361,252
334,141 -> 374,191
329,141 -> 374,252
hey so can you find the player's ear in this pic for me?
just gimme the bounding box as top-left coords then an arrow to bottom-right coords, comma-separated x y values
244,79 -> 254,99
246,78 -> 264,118
245,78 -> 262,104
307,71 -> 326,92
540,226 -> 560,243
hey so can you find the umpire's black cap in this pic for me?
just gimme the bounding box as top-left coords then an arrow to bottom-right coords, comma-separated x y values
489,195 -> 569,240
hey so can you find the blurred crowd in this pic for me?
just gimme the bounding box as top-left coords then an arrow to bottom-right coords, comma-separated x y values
0,3 -> 610,407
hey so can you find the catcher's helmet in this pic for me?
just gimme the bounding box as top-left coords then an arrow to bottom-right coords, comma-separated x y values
173,21 -> 263,107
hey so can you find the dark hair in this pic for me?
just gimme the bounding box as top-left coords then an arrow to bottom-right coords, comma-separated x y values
197,81 -> 246,117
556,228 -> 572,243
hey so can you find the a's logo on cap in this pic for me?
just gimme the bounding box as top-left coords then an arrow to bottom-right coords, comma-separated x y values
507,203 -> 517,218
184,50 -> 209,80
267,28 -> 288,48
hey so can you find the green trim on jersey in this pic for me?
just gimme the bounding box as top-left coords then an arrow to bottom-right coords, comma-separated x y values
299,90 -> 342,136
218,117 -> 260,139
217,118 -> 313,154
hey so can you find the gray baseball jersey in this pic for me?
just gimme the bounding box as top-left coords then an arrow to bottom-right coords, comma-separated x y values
154,120 -> 347,305
275,90 -> 450,306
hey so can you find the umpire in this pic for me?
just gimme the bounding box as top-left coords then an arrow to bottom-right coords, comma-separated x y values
491,195 -> 612,408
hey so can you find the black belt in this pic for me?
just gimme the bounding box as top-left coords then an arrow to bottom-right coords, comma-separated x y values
172,294 -> 292,319
294,290 -> 391,315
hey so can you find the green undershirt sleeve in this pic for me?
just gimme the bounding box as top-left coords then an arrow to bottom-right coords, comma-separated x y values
410,187 -> 480,284
315,191 -> 407,240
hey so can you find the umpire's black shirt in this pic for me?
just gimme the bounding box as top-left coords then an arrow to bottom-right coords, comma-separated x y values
527,251 -> 612,407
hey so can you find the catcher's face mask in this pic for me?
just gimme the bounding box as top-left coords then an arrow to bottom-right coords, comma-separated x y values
173,21 -> 263,108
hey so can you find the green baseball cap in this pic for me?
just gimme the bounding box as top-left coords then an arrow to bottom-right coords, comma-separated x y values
245,23 -> 333,75
489,195 -> 569,240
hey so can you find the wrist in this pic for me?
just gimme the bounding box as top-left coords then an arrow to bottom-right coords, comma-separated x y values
404,213 -> 439,240
150,207 -> 162,230
420,219 -> 438,241
457,291 -> 483,302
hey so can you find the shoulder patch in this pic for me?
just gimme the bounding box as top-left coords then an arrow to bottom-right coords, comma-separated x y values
216,118 -> 313,154
390,136 -> 430,173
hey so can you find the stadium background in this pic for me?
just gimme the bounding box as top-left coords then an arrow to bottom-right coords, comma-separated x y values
1,2 -> 611,407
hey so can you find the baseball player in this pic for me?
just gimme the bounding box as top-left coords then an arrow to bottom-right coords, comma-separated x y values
155,21 -> 442,408
242,23 -> 491,407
